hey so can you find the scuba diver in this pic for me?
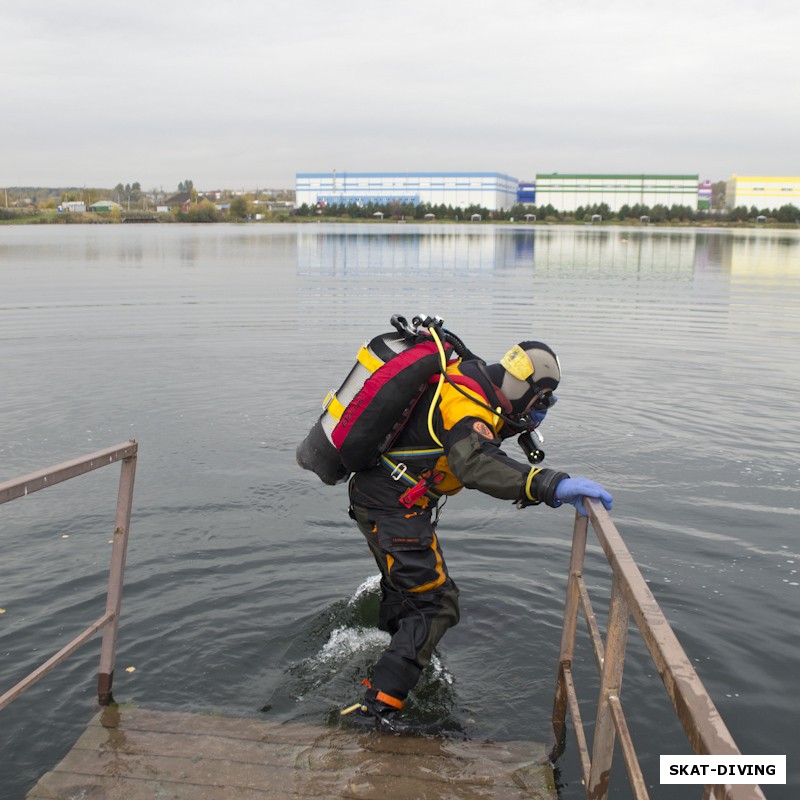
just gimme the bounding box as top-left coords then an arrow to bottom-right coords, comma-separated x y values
298,316 -> 612,733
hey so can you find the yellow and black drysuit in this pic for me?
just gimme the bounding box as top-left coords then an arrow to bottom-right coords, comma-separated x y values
348,357 -> 569,710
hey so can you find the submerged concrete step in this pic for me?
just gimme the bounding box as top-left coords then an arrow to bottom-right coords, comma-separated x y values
26,706 -> 557,799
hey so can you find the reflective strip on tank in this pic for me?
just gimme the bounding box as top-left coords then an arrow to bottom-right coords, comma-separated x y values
333,364 -> 372,408
357,345 -> 384,373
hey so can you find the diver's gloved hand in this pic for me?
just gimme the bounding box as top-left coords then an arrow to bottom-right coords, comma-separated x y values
530,394 -> 557,428
554,477 -> 613,516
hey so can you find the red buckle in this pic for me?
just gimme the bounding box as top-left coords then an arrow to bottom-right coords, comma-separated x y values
398,480 -> 429,508
398,470 -> 443,508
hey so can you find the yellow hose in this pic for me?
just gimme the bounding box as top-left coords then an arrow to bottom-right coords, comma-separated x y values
426,326 -> 449,447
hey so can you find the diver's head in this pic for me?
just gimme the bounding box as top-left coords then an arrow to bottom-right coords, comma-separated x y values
485,341 -> 561,416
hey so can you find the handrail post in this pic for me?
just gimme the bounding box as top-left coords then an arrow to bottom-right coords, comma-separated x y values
97,451 -> 137,705
587,577 -> 630,800
552,512 -> 589,753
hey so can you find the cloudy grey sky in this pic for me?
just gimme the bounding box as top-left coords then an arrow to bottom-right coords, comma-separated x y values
2,0 -> 798,191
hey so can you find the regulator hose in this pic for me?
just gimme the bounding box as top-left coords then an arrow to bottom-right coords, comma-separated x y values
441,328 -> 480,361
428,324 -> 536,437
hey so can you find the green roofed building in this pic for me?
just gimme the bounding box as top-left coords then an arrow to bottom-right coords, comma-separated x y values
88,200 -> 122,213
534,174 -> 699,212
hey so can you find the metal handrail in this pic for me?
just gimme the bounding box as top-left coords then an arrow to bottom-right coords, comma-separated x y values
0,441 -> 138,710
551,499 -> 767,800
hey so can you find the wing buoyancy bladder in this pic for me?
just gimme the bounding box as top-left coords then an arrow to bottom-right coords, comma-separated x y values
296,318 -> 457,484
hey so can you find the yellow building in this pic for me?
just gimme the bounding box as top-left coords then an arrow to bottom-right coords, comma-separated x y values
725,176 -> 800,209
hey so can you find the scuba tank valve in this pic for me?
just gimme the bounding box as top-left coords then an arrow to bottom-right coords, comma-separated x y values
412,314 -> 444,331
391,314 -> 445,344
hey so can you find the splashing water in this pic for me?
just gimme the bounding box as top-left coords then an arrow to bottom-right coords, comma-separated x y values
347,573 -> 382,607
312,625 -> 390,666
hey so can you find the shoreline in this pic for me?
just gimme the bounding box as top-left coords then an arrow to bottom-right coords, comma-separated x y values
1,214 -> 798,231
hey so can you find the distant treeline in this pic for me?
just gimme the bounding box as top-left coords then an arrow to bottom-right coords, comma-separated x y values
296,200 -> 800,224
4,201 -> 799,226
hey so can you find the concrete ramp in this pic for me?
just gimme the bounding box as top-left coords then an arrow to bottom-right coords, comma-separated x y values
26,706 -> 556,799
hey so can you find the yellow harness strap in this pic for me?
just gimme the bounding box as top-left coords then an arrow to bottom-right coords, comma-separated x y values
357,345 -> 383,373
322,390 -> 346,420
323,346 -> 385,420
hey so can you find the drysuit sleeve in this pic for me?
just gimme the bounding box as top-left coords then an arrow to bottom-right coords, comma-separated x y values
444,415 -> 568,506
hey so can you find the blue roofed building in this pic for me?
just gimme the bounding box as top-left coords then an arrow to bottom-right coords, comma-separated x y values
516,181 -> 536,205
295,171 -> 520,211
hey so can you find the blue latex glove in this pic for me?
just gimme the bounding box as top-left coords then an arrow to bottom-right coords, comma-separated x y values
530,394 -> 557,428
554,477 -> 613,516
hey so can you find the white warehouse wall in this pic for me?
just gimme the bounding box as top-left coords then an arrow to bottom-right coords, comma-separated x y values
534,174 -> 699,212
295,172 -> 519,211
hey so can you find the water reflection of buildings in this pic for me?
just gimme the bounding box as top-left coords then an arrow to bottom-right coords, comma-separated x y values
296,226 -> 701,276
296,227 -> 511,275
296,225 -> 800,278
529,228 -> 697,274
717,230 -> 800,274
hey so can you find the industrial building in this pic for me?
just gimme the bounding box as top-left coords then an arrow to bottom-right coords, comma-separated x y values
295,172 -> 520,211
533,174 -> 699,212
698,180 -> 713,210
516,182 -> 536,204
725,176 -> 800,209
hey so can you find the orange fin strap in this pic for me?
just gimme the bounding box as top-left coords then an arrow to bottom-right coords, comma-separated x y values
376,690 -> 405,710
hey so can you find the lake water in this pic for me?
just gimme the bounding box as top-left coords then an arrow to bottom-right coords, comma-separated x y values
1,223 -> 798,799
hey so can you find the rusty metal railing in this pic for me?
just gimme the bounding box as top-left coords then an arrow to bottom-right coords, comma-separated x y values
0,441 -> 138,710
551,500 -> 767,800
